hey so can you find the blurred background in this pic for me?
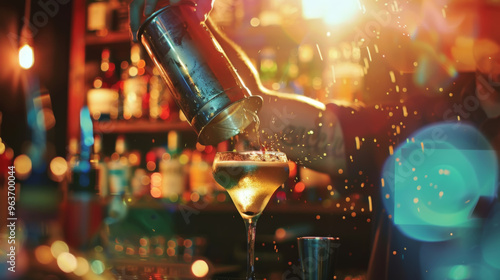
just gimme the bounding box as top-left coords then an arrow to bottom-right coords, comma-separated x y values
0,0 -> 498,279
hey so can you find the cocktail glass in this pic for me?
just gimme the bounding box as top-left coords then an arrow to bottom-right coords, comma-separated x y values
213,151 -> 289,280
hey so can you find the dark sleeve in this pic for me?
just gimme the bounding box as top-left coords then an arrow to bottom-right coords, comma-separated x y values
325,95 -> 438,196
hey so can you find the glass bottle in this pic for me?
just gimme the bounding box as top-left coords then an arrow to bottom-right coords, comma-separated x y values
122,44 -> 149,120
87,48 -> 120,121
91,134 -> 109,197
87,0 -> 110,36
107,135 -> 130,195
159,131 -> 186,202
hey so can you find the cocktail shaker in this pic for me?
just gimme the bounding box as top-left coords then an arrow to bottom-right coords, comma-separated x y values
138,0 -> 262,145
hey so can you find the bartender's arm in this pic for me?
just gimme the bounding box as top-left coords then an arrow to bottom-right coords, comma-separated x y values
129,0 -> 347,175
205,20 -> 347,174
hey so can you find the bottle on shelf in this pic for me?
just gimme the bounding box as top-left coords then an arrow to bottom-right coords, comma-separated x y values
63,129 -> 104,249
126,147 -> 147,198
122,43 -> 149,120
109,0 -> 130,33
87,48 -> 120,121
159,131 -> 187,202
107,135 -> 130,195
87,0 -> 111,36
189,143 -> 216,200
91,134 -> 109,197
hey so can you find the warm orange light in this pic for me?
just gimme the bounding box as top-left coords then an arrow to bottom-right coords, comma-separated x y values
150,187 -> 162,198
275,228 -> 287,240
57,252 -> 77,273
50,157 -> 69,178
35,245 -> 54,265
14,154 -> 32,179
73,257 -> 90,276
288,160 -> 297,178
151,172 -> 162,187
294,182 -> 306,193
191,260 -> 209,278
19,43 -> 34,69
302,0 -> 360,25
190,192 -> 200,202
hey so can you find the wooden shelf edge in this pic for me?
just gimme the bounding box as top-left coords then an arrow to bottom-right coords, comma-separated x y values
93,120 -> 192,134
86,31 -> 131,46
125,198 -> 369,215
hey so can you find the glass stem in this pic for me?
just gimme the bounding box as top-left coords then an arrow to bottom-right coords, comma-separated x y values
244,216 -> 259,280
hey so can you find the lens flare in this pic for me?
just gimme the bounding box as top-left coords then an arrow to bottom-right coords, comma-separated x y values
420,241 -> 499,280
381,123 -> 498,242
302,0 -> 360,25
481,205 -> 500,270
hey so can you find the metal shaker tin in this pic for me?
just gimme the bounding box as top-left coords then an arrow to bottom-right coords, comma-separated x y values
138,1 -> 262,145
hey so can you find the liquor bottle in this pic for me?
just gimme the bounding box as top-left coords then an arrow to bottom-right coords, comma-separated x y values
91,134 -> 109,197
122,44 -> 149,120
63,134 -> 104,249
189,143 -> 216,198
110,0 -> 129,32
159,131 -> 186,202
107,135 -> 130,195
126,147 -> 144,197
87,0 -> 110,36
87,48 -> 120,121
97,48 -> 119,88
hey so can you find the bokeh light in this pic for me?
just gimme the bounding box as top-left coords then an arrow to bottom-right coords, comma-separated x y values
90,260 -> 105,275
294,182 -> 306,193
448,265 -> 471,279
50,240 -> 69,258
50,156 -> 69,182
191,259 -> 209,278
150,187 -> 162,198
73,257 -> 90,276
275,228 -> 287,240
14,154 -> 32,180
420,241 -> 499,280
34,245 -> 54,265
80,106 -> 94,148
381,123 -> 498,242
481,205 -> 500,270
57,252 -> 77,273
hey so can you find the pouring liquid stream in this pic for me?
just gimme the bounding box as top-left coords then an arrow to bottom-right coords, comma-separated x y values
234,108 -> 268,153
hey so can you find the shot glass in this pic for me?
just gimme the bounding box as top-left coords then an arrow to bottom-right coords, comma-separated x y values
297,237 -> 340,280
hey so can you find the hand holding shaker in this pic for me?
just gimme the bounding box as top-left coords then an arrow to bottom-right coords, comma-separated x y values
297,237 -> 340,280
138,0 -> 262,145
